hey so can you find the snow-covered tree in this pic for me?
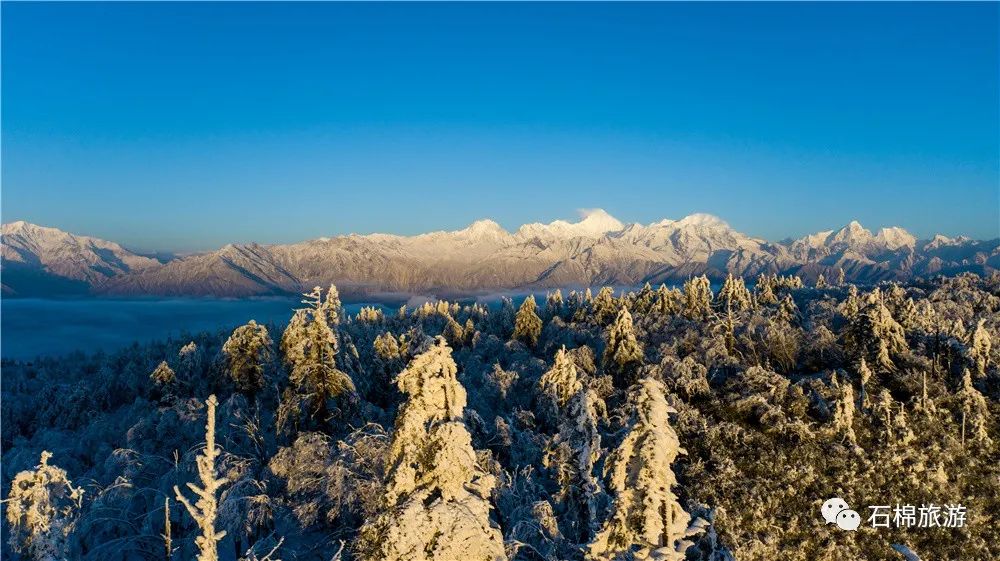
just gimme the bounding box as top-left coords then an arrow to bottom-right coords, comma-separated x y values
278,287 -> 355,430
954,368 -> 991,447
593,287 -> 618,325
150,360 -> 177,387
544,387 -> 605,544
545,289 -> 564,319
174,395 -> 228,561
178,341 -> 203,379
357,338 -> 506,561
321,284 -> 343,326
602,306 -> 644,386
683,275 -> 713,319
222,320 -> 273,395
654,284 -> 682,316
776,294 -> 799,325
5,451 -> 84,561
857,357 -> 873,411
717,274 -> 752,312
538,346 -> 583,411
843,289 -> 907,372
969,319 -> 992,378
512,295 -> 543,347
830,374 -> 857,445
588,378 -> 701,560
755,274 -> 778,305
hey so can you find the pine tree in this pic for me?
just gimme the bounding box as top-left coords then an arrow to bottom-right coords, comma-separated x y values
654,284 -> 681,316
357,338 -> 506,561
602,306 -> 644,387
632,283 -> 656,314
776,294 -> 799,325
5,451 -> 84,561
683,275 -> 713,319
970,319 -> 992,378
321,283 -> 343,326
955,369 -> 991,447
593,287 -> 617,325
843,288 -> 907,372
815,273 -> 827,289
151,360 -> 177,387
545,289 -> 564,319
278,287 -> 355,430
174,395 -> 228,561
755,273 -> 778,305
588,378 -> 700,560
222,320 -> 273,395
512,295 -> 543,347
857,357 -> 873,411
717,274 -> 752,312
544,387 -> 605,544
831,375 -> 857,445
538,346 -> 583,421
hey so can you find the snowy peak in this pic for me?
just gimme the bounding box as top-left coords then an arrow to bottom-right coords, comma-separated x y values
516,208 -> 625,240
673,213 -> 729,229
829,220 -> 874,246
794,221 -> 916,253
455,219 -> 510,241
575,208 -> 625,235
2,215 -> 996,298
875,227 -> 916,250
1,221 -> 158,288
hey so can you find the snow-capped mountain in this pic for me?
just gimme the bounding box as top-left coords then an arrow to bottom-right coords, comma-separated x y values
1,221 -> 159,296
2,212 -> 997,298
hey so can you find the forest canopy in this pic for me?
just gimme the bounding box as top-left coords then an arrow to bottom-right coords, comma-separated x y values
2,273 -> 999,561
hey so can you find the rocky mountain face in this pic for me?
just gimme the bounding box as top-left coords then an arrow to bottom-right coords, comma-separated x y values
1,221 -> 160,296
3,211 -> 997,298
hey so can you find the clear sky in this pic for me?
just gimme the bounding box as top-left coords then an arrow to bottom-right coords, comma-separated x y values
2,2 -> 997,252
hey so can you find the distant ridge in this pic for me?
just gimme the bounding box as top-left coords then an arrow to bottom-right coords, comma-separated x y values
3,212 -> 998,298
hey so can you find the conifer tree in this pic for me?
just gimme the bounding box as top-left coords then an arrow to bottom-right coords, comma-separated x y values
174,395 -> 228,561
545,289 -> 564,319
970,319 -> 992,378
955,368 -> 991,447
857,357 -> 873,411
358,338 -> 506,561
222,320 -> 273,395
512,295 -> 543,347
538,346 -> 583,421
683,275 -> 713,319
717,274 -> 752,312
755,273 -> 778,305
151,360 -> 177,387
815,273 -> 827,289
654,284 -> 681,316
632,283 -> 656,314
602,306 -> 644,387
588,378 -> 700,561
593,287 -> 617,325
831,375 -> 857,445
278,287 -> 355,431
843,289 -> 907,372
776,294 -> 799,324
5,452 -> 84,561
544,387 -> 605,544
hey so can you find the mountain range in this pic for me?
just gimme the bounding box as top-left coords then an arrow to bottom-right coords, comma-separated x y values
2,211 -> 998,299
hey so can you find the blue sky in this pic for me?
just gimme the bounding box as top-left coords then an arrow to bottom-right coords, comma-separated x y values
2,2 -> 997,252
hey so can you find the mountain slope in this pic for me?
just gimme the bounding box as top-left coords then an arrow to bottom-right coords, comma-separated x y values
3,214 -> 997,298
1,221 -> 159,296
